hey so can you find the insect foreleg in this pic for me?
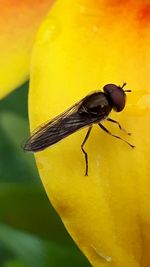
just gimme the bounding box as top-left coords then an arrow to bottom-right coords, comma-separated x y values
98,123 -> 135,148
107,118 -> 131,135
81,126 -> 93,176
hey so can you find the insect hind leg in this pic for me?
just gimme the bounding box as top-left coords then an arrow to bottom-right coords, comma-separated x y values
81,126 -> 92,176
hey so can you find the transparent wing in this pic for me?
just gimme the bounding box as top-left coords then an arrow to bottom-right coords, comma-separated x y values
23,98 -> 97,152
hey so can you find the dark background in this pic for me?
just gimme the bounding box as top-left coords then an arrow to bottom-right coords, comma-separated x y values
0,83 -> 91,267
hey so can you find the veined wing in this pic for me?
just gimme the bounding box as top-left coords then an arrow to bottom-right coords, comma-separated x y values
23,99 -> 98,152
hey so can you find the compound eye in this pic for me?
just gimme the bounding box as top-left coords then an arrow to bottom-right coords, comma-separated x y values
110,88 -> 126,112
103,84 -> 118,94
103,84 -> 126,112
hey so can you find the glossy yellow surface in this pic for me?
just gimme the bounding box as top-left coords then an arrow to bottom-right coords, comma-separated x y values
0,0 -> 54,99
29,1 -> 150,266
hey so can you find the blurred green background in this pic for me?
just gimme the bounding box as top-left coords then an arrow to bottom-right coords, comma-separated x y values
0,83 -> 91,267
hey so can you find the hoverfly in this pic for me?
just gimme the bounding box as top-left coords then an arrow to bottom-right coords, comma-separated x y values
23,83 -> 134,175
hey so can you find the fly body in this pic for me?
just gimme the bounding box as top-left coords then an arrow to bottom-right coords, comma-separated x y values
23,83 -> 134,175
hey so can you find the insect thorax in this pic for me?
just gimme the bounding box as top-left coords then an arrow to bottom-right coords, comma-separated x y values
78,92 -> 112,119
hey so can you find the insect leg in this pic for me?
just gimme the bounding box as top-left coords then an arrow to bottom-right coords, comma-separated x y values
81,126 -> 93,176
98,123 -> 135,148
107,118 -> 131,135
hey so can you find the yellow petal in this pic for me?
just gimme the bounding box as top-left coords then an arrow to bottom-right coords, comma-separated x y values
0,0 -> 54,99
29,1 -> 150,266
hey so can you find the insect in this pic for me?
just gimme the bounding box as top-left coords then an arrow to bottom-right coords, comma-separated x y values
23,83 -> 134,176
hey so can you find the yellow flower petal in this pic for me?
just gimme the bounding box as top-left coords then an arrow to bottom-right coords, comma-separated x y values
0,0 -> 54,99
29,1 -> 150,266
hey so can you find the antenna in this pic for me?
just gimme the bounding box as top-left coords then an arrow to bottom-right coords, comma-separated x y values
124,89 -> 132,92
121,82 -> 132,92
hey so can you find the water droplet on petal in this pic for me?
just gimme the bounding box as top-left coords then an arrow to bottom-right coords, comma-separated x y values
36,16 -> 60,45
126,90 -> 150,116
138,94 -> 150,110
91,245 -> 112,262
